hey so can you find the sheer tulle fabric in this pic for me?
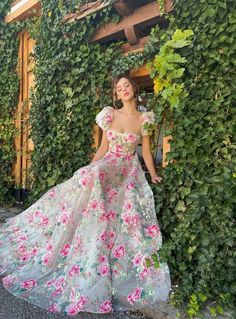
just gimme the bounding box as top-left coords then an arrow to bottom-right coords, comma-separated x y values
0,106 -> 171,315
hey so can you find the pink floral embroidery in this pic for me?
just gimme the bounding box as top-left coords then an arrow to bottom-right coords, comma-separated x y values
21,252 -> 31,262
2,275 -> 14,288
54,276 -> 65,288
60,202 -> 68,212
98,171 -> 106,181
107,130 -> 116,140
58,211 -> 71,225
99,212 -> 109,221
51,286 -> 63,296
99,300 -> 112,313
34,209 -> 43,218
110,158 -> 118,165
104,114 -> 112,125
132,253 -> 143,267
139,266 -> 152,279
100,209 -> 117,222
112,245 -> 126,259
146,225 -> 160,237
121,167 -> 128,176
114,144 -> 123,153
42,252 -> 52,265
41,215 -> 49,227
121,213 -> 140,226
98,254 -> 107,263
21,279 -> 37,290
127,288 -> 143,305
126,182 -> 135,191
98,264 -> 110,276
66,303 -> 80,316
48,304 -> 60,313
79,168 -> 87,176
60,243 -> 71,257
99,231 -> 115,249
18,244 -> 26,253
81,207 -> 89,216
66,296 -> 88,315
69,265 -> 80,277
27,214 -> 34,223
45,279 -> 55,287
89,199 -> 98,210
123,201 -> 133,211
124,133 -> 137,143
100,231 -> 107,241
80,176 -> 89,187
46,242 -> 53,251
130,167 -> 138,176
106,185 -> 117,197
48,189 -> 56,198
19,233 -> 28,241
124,153 -> 133,161
107,210 -> 116,221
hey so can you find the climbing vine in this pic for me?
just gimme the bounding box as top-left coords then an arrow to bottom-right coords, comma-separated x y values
0,0 -> 235,318
157,0 -> 165,15
148,28 -> 194,109
0,1 -> 24,205
147,1 -> 236,317
24,1 -> 121,205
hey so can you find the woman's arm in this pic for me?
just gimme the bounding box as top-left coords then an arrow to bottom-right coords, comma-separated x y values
141,135 -> 162,183
91,130 -> 109,163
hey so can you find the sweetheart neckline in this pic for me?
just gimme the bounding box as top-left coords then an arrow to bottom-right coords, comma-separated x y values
107,129 -> 141,137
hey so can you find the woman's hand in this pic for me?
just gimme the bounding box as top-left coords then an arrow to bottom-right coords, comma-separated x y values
151,174 -> 162,184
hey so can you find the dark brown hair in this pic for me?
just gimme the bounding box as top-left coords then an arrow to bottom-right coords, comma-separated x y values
112,74 -> 139,109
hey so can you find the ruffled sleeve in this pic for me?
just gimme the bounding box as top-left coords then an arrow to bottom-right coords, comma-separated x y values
95,106 -> 114,130
140,110 -> 156,136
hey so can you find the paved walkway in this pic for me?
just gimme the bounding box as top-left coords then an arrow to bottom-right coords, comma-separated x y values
0,206 -> 233,319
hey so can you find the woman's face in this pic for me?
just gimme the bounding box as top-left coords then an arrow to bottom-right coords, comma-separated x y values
115,77 -> 135,103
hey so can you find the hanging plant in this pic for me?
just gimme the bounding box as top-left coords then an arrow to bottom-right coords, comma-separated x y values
147,29 -> 194,109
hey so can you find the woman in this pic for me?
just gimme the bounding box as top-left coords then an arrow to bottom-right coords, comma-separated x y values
0,75 -> 171,315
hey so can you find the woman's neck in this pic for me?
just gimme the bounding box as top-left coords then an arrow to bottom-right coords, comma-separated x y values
120,100 -> 138,115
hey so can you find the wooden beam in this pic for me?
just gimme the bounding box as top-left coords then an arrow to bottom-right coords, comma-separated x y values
124,26 -> 140,45
12,33 -> 24,187
11,0 -> 23,7
121,36 -> 149,53
129,63 -> 150,78
63,1 -> 111,24
5,0 -> 41,23
162,135 -> 172,167
91,0 -> 173,42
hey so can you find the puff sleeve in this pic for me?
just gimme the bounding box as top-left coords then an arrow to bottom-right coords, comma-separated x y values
95,106 -> 114,130
140,110 -> 156,136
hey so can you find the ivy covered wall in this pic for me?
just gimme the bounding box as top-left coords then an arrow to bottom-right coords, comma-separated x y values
0,0 -> 22,205
0,0 -> 235,317
26,0 -> 121,203
150,0 -> 236,317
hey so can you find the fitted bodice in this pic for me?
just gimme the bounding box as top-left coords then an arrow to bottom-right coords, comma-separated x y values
95,106 -> 156,157
106,129 -> 141,156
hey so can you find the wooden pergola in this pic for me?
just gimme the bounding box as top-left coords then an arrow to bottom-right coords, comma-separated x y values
5,0 -> 172,197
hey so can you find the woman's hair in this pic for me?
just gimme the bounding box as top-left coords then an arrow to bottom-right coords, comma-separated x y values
112,74 -> 139,109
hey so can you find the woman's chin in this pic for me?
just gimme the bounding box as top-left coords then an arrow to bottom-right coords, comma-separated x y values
122,96 -> 134,103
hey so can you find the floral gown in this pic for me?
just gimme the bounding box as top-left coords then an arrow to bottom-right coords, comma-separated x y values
0,106 -> 171,315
